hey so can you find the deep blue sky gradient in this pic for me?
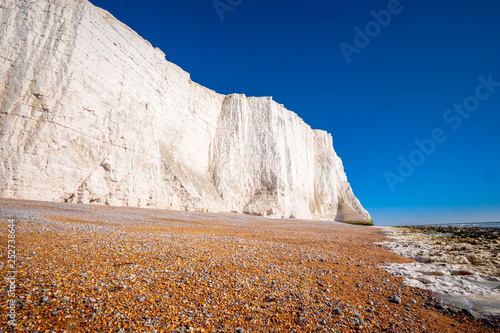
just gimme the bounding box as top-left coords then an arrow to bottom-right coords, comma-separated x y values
90,0 -> 500,226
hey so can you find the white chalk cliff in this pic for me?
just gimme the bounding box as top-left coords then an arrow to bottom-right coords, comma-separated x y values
0,0 -> 371,223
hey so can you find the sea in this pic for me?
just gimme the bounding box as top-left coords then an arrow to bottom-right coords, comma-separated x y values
406,222 -> 500,228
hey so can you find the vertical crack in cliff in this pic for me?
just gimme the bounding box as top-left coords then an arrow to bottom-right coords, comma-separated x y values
0,0 -> 372,224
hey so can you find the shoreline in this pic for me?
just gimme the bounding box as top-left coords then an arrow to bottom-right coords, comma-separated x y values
379,226 -> 500,318
1,198 -> 499,332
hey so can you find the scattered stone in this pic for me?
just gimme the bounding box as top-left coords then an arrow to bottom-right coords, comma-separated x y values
462,308 -> 476,318
389,295 -> 401,304
263,295 -> 276,302
435,302 -> 447,310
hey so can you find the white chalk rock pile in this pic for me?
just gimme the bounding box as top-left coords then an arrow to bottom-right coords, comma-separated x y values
0,0 -> 371,223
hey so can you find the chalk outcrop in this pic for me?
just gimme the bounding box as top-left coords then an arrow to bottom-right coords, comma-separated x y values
0,0 -> 371,223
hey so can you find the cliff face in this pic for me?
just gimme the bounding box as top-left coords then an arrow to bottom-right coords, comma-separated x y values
0,0 -> 371,223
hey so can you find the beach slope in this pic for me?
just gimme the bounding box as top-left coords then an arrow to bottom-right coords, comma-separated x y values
0,199 -> 498,332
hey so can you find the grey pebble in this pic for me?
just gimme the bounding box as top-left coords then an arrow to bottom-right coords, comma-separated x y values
389,295 -> 401,304
435,302 -> 447,310
462,308 -> 475,317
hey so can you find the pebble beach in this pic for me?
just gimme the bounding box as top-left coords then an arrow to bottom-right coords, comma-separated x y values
1,198 -> 499,332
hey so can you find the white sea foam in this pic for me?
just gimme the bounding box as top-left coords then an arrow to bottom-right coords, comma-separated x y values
379,227 -> 500,316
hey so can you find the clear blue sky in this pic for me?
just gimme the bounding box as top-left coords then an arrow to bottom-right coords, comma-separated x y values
91,0 -> 500,226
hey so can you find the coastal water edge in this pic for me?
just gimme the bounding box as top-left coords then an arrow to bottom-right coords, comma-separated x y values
379,224 -> 500,318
